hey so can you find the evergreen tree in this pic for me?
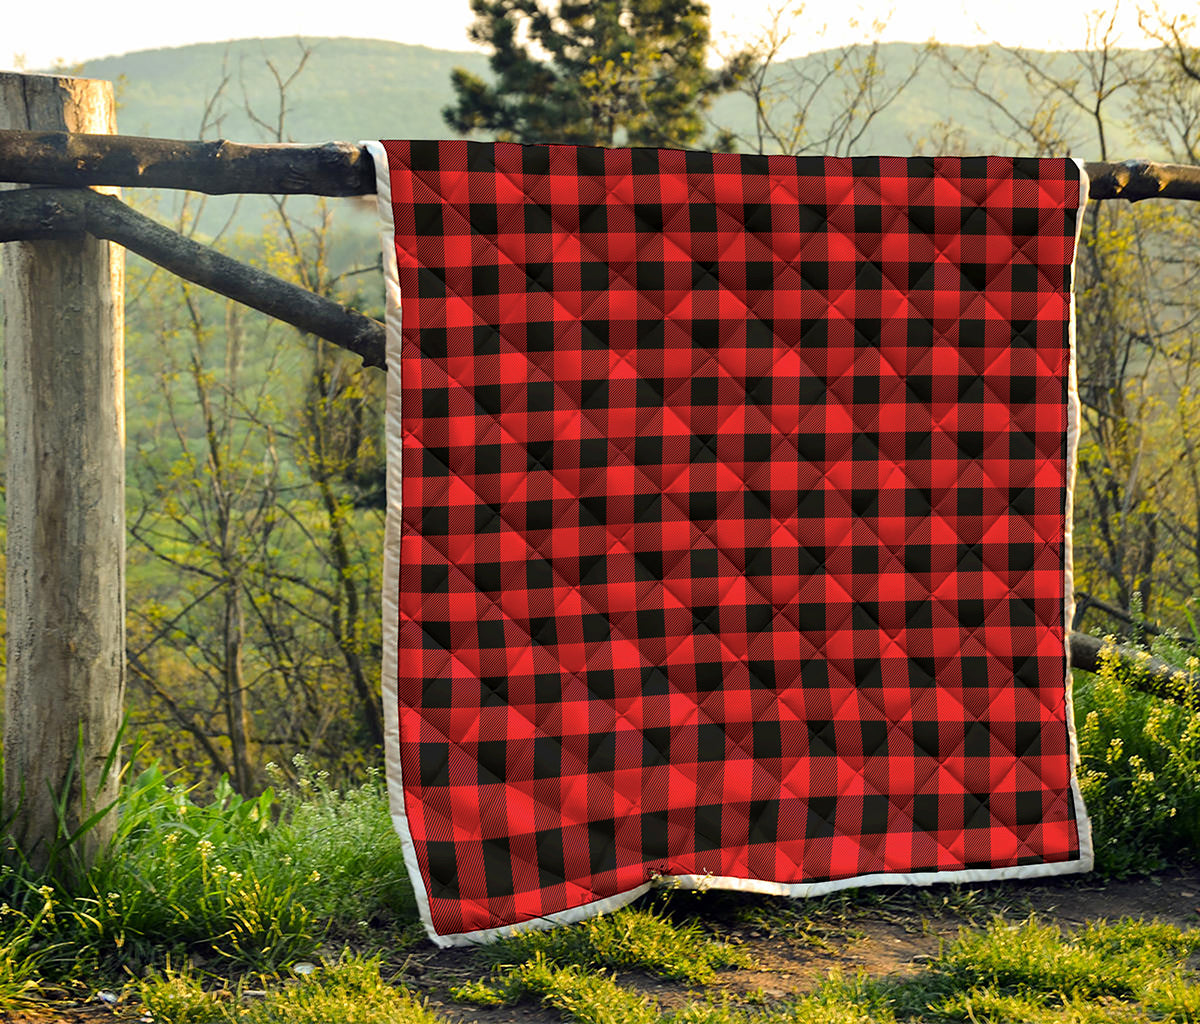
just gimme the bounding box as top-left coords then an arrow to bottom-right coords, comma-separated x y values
444,0 -> 745,148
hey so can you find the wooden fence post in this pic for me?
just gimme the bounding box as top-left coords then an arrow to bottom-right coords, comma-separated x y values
0,73 -> 125,869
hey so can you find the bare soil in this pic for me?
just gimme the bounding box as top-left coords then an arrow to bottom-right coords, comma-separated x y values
6,863 -> 1200,1023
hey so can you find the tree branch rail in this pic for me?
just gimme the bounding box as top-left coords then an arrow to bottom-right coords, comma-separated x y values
3,130 -> 1200,201
0,187 -> 386,368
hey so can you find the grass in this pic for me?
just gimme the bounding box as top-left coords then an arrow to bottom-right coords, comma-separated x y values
453,904 -> 751,1011
139,954 -> 440,1024
450,915 -> 1200,1023
0,755 -> 417,983
923,916 -> 1200,1023
711,879 -> 1014,952
456,955 -> 662,1023
479,904 -> 752,983
0,643 -> 1191,1019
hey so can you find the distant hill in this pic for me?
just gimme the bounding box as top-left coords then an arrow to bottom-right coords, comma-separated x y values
78,38 -> 500,269
82,37 -> 491,142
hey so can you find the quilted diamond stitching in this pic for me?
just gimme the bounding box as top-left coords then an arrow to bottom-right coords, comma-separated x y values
383,142 -> 1087,941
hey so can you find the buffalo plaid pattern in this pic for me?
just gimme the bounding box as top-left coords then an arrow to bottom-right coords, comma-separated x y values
377,141 -> 1087,942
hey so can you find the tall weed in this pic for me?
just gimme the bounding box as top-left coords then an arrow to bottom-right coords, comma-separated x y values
256,757 -> 415,937
65,765 -> 319,970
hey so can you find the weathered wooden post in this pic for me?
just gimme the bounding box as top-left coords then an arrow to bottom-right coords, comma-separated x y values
0,73 -> 124,869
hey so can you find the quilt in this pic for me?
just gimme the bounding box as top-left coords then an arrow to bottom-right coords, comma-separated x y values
366,140 -> 1094,947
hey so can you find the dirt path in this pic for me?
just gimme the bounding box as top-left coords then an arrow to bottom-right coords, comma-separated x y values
6,863 -> 1200,1023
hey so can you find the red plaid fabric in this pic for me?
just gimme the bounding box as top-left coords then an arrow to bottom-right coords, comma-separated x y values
372,141 -> 1091,945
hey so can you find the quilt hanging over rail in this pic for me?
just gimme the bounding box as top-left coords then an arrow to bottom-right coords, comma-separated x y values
366,141 -> 1094,947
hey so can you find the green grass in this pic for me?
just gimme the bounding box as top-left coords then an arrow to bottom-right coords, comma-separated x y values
139,954 -> 440,1024
456,955 -> 662,1023
257,758 -> 417,940
455,905 -> 751,1016
479,904 -> 751,983
0,757 -> 417,982
0,890 -> 58,1009
924,916 -> 1200,1023
455,915 -> 1200,1024
935,917 -> 1200,1004
54,766 -> 322,971
0,645 -> 1190,1018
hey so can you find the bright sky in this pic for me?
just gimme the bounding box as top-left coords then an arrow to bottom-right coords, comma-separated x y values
3,0 -> 1186,72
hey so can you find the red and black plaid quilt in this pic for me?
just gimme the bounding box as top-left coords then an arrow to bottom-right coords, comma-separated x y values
367,140 -> 1093,946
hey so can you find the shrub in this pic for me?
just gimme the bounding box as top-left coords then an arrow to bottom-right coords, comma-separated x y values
1073,639 -> 1200,874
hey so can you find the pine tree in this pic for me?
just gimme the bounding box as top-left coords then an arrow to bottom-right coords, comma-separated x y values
444,0 -> 745,148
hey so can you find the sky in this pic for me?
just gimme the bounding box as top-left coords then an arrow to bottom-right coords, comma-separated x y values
3,0 -> 1187,73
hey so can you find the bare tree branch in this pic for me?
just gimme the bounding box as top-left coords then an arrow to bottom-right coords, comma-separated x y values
1068,632 -> 1196,701
0,187 -> 385,368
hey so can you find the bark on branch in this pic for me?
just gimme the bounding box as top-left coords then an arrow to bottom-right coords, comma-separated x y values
1085,158 -> 1200,203
0,130 -> 375,195
3,130 -> 1200,203
1068,631 -> 1195,701
0,187 -> 386,369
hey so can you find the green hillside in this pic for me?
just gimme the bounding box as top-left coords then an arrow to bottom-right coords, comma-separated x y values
81,37 -> 491,142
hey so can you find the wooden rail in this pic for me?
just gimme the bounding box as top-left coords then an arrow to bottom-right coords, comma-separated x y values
0,188 -> 386,368
4,130 -> 1200,202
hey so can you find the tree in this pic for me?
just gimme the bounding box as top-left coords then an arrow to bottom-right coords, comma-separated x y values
725,2 -> 930,157
123,48 -> 390,788
444,0 -> 746,148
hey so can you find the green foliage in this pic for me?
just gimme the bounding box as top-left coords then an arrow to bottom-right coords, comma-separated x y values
936,917 -> 1190,1002
0,761 -> 416,976
928,917 -> 1200,1022
139,954 -> 441,1024
444,0 -> 745,147
260,757 -> 415,937
54,765 -> 319,971
0,758 -> 1195,1024
1073,639 -> 1200,874
123,251 -> 386,786
483,904 -> 750,983
0,888 -> 60,1012
671,981 -> 892,1024
455,954 -> 660,1023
